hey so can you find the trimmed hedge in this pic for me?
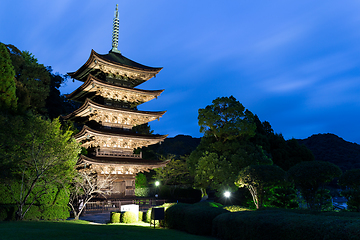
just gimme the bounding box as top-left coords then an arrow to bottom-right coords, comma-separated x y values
165,202 -> 228,235
212,209 -> 360,240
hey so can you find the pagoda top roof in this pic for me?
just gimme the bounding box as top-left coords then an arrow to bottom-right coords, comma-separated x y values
78,155 -> 170,167
74,125 -> 167,141
62,98 -> 166,121
68,50 -> 162,82
65,74 -> 164,102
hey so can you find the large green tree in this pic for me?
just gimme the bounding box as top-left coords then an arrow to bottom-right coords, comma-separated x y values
0,42 -> 17,110
287,161 -> 342,211
188,96 -> 270,196
0,114 -> 81,220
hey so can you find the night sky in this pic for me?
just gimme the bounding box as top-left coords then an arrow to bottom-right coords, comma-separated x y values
1,1 -> 360,143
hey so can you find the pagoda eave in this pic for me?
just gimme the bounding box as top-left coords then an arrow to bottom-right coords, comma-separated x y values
78,155 -> 169,167
63,98 -> 166,127
65,74 -> 164,103
68,50 -> 162,83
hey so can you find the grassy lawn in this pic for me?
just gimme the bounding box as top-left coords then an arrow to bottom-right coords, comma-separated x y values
0,220 -> 216,240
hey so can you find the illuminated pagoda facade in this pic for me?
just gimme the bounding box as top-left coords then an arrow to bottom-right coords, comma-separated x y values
64,4 -> 167,198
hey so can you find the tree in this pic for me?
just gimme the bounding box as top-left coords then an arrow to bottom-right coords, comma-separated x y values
287,161 -> 342,211
235,164 -> 286,209
198,96 -> 256,142
0,42 -> 17,110
250,115 -> 314,171
154,155 -> 192,186
188,96 -> 267,197
0,115 -> 81,220
339,169 -> 360,212
67,169 -> 115,220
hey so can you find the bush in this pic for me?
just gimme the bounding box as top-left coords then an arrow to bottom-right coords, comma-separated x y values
212,209 -> 360,240
135,188 -> 150,197
121,211 -> 137,224
165,202 -> 228,235
223,205 -> 251,212
110,212 -> 120,223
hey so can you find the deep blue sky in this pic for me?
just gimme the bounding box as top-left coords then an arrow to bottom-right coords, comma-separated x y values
1,1 -> 360,143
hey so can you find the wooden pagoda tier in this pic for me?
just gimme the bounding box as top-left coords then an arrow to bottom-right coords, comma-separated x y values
65,74 -> 164,108
68,49 -> 162,87
63,98 -> 166,130
78,155 -> 170,174
74,125 -> 167,155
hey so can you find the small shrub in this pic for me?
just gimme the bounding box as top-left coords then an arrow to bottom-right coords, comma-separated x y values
110,212 -> 120,223
223,205 -> 251,212
121,211 -> 137,224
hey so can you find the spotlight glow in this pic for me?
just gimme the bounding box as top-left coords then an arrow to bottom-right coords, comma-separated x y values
155,181 -> 160,187
224,191 -> 231,198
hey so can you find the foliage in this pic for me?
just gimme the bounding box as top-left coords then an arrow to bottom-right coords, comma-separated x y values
0,42 -> 17,110
339,169 -> 360,211
5,44 -> 75,117
188,96 -> 279,195
67,170 -> 116,220
212,209 -> 360,240
235,164 -> 286,209
198,96 -> 256,142
120,211 -> 137,223
110,212 -> 120,223
154,155 -> 193,186
134,187 -> 150,197
287,161 -> 342,211
265,184 -> 299,209
0,114 -> 81,220
251,115 -> 314,171
0,183 -> 70,221
135,173 -> 148,188
222,205 -> 251,212
165,203 -> 228,235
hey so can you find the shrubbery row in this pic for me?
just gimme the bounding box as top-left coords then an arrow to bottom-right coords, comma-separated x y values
164,203 -> 360,240
213,209 -> 360,240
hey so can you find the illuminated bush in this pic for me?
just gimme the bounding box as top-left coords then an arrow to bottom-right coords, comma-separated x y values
110,212 -> 120,223
120,211 -> 137,223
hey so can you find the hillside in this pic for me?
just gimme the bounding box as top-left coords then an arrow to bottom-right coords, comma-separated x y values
297,133 -> 360,172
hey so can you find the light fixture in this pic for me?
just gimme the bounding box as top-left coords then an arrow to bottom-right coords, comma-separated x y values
224,191 -> 231,198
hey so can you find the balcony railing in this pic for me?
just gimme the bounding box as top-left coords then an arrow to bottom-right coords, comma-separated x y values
95,148 -> 142,158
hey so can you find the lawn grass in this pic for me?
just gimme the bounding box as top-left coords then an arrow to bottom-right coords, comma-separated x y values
0,220 -> 216,240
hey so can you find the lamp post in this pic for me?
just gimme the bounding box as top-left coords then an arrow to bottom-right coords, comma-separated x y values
155,181 -> 160,198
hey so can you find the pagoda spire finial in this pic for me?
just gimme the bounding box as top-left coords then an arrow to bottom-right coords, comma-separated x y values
111,4 -> 121,53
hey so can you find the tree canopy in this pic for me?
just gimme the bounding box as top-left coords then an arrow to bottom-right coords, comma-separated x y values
287,161 -> 342,210
0,42 -> 17,110
188,96 -> 270,195
0,114 -> 81,220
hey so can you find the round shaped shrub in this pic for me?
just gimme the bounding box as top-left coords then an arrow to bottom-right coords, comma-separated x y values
110,212 -> 120,223
121,211 -> 137,224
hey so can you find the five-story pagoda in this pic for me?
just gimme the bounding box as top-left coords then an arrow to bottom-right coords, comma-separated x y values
64,4 -> 168,198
